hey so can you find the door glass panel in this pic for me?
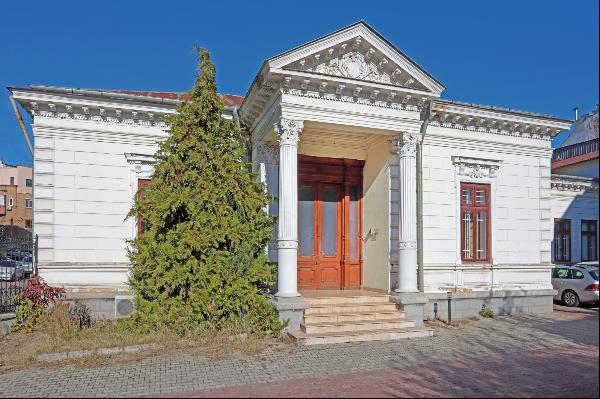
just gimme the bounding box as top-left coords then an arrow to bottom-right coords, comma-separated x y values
349,185 -> 359,260
476,211 -> 487,259
322,186 -> 338,256
298,186 -> 315,256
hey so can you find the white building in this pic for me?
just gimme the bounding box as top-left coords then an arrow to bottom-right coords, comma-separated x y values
9,22 -> 576,339
551,110 -> 599,265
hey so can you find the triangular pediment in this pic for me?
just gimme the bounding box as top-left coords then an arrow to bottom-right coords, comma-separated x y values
268,22 -> 444,95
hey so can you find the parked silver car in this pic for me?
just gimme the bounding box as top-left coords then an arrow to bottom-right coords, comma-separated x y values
15,256 -> 34,278
6,251 -> 34,278
0,259 -> 26,281
552,264 -> 599,307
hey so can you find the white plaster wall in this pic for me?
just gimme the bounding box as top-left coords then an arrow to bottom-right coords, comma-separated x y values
551,188 -> 599,263
419,126 -> 555,292
362,138 -> 391,291
32,116 -> 165,286
553,158 -> 599,179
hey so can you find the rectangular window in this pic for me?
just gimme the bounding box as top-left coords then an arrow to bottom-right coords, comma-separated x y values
26,179 -> 33,187
25,198 -> 33,208
25,220 -> 32,229
136,179 -> 151,236
554,219 -> 571,263
461,183 -> 491,262
10,177 -> 14,185
581,220 -> 598,262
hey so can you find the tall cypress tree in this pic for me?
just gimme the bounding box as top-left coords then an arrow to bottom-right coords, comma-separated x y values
128,48 -> 280,335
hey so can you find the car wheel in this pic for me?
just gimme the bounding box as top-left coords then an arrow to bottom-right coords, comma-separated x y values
562,290 -> 580,307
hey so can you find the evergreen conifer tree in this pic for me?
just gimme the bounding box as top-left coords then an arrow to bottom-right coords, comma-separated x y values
128,48 -> 280,335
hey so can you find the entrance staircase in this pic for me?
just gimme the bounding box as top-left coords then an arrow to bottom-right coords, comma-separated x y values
289,291 -> 433,345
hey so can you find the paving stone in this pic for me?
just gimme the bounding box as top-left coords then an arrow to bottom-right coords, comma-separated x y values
0,308 -> 597,397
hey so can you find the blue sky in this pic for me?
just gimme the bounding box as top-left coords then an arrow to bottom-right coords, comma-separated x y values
1,0 -> 598,167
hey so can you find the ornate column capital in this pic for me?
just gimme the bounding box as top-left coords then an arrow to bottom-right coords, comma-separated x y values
391,133 -> 420,158
274,118 -> 303,146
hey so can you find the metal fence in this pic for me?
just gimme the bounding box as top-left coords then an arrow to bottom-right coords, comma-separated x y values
0,226 -> 37,313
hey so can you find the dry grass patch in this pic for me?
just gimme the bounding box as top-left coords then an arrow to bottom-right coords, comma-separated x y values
0,305 -> 291,372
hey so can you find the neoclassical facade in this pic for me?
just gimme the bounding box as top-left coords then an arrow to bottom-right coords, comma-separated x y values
9,22 -> 572,326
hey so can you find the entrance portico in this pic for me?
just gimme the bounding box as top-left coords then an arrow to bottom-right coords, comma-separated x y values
264,116 -> 424,300
240,21 -> 446,330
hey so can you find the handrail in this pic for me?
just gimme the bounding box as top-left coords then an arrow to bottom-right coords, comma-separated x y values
552,138 -> 599,161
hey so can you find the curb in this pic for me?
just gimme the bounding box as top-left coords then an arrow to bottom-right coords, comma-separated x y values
35,343 -> 160,362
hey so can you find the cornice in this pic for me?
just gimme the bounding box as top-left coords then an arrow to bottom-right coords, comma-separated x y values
431,101 -> 571,141
551,175 -> 599,192
241,73 -> 428,130
124,153 -> 157,164
12,92 -> 173,129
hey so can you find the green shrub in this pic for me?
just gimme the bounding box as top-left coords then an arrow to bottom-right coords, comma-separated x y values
127,48 -> 280,336
479,305 -> 495,318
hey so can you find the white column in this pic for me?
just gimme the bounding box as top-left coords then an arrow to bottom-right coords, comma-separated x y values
274,118 -> 303,297
393,134 -> 419,292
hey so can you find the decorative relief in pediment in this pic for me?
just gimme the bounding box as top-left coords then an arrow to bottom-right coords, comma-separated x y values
311,51 -> 395,84
284,37 -> 417,88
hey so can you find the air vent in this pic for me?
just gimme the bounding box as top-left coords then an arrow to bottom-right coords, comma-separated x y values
114,295 -> 135,318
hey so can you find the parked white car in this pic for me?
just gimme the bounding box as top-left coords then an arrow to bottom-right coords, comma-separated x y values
552,263 -> 599,307
0,260 -> 25,281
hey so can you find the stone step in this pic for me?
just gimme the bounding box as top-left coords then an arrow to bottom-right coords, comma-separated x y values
304,310 -> 405,324
304,302 -> 400,315
301,319 -> 416,335
290,327 -> 433,346
304,295 -> 390,306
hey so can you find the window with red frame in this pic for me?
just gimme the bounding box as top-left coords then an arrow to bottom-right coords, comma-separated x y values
553,219 -> 571,263
137,179 -> 151,236
461,183 -> 491,262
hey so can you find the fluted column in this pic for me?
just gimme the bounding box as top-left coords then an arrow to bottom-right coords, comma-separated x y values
393,134 -> 419,292
274,118 -> 303,297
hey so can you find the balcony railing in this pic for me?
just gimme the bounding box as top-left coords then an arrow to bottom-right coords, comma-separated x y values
552,138 -> 599,162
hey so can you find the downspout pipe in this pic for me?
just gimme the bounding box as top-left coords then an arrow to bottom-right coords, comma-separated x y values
417,100 -> 433,292
9,96 -> 34,155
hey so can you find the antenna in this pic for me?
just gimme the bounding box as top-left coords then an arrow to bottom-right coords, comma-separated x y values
573,107 -> 579,120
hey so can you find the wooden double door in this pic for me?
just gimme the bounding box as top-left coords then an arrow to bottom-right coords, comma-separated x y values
297,156 -> 364,290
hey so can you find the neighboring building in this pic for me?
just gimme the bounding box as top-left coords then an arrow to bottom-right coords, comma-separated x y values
0,160 -> 33,230
551,110 -> 599,265
9,22 -> 572,330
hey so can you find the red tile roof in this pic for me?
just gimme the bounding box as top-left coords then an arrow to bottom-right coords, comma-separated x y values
104,90 -> 244,107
